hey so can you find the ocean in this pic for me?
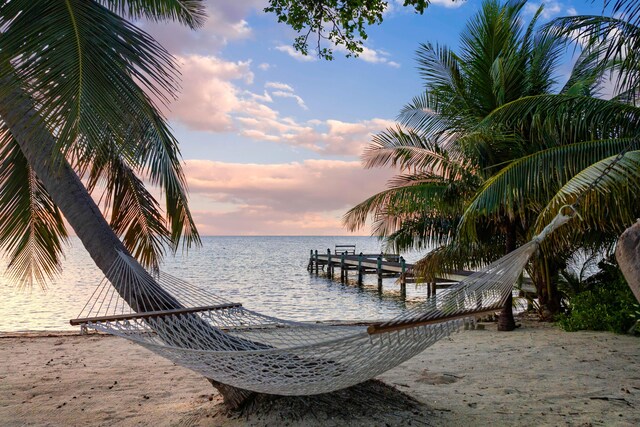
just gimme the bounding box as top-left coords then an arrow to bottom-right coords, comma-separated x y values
0,236 -> 434,332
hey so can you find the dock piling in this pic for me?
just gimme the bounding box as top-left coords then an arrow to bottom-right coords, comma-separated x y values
357,252 -> 363,286
314,250 -> 319,275
327,249 -> 333,279
400,256 -> 406,298
376,254 -> 383,291
340,253 -> 346,283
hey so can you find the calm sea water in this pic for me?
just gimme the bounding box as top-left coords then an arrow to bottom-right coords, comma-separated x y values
0,236 -> 433,332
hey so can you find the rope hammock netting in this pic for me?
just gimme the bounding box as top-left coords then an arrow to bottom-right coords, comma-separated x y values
71,211 -> 573,396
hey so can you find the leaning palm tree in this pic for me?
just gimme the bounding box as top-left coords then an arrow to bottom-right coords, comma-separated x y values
0,0 -> 262,407
0,0 -> 202,283
345,0 -> 571,328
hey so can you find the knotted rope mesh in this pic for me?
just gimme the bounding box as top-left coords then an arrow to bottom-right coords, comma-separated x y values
72,211 -> 572,395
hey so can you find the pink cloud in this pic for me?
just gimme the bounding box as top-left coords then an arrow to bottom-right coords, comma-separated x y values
165,55 -> 253,131
183,159 -> 395,235
237,116 -> 395,156
142,0 -> 266,54
153,53 -> 393,157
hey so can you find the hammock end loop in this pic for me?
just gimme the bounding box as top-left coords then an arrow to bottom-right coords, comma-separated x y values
533,206 -> 577,244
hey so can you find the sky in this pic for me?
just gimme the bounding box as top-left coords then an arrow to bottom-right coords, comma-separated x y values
140,0 -> 603,236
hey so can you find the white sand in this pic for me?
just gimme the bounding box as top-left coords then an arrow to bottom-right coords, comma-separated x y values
1,320 -> 638,426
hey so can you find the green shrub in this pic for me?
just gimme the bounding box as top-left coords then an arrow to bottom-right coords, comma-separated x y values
556,259 -> 639,334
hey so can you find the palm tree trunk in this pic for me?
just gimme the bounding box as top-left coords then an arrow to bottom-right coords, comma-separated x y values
0,70 -> 256,408
616,220 -> 640,304
498,219 -> 517,331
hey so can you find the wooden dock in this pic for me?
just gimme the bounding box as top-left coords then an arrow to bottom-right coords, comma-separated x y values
307,247 -> 536,298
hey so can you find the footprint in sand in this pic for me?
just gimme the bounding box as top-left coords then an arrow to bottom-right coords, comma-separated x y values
416,370 -> 462,385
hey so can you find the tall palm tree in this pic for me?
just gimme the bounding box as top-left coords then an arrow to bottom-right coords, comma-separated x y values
460,0 -> 640,303
345,0 -> 572,328
0,0 -> 258,408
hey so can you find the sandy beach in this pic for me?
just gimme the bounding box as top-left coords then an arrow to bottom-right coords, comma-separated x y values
1,319 -> 638,426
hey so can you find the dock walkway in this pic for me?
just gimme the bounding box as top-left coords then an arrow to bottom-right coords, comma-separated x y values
307,248 -> 536,298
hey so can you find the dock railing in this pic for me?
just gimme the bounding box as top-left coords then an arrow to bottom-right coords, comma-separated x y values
334,244 -> 356,255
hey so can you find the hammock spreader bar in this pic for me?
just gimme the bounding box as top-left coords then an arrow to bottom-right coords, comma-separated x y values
367,307 -> 503,335
70,303 -> 242,326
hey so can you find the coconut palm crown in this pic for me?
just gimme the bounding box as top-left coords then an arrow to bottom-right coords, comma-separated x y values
345,0 -> 570,267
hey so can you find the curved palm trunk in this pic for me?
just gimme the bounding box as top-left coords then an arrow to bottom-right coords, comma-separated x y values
0,72 -> 256,409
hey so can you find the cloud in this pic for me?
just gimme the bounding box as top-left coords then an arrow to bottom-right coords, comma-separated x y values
142,0 -> 266,55
428,0 -> 465,9
184,159 -> 395,235
166,55 -> 254,131
386,0 -> 464,14
524,1 -> 565,20
235,112 -> 395,156
258,63 -> 271,71
271,91 -> 308,110
265,81 -> 295,91
335,45 -> 401,68
275,45 -> 318,62
157,54 -> 392,157
247,90 -> 273,103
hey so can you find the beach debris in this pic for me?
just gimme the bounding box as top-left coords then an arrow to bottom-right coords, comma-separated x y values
589,396 -> 632,406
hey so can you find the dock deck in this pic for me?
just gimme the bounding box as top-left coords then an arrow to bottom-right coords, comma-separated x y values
307,248 -> 536,297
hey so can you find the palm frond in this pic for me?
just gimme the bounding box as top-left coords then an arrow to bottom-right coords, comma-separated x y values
458,138 -> 640,239
547,14 -> 640,97
561,45 -> 608,96
343,179 -> 456,232
382,215 -> 459,253
1,0 -> 179,160
136,115 -> 200,249
99,0 -> 207,28
86,147 -> 171,272
485,94 -> 640,145
1,0 -> 200,254
397,92 -> 453,137
0,125 -> 68,287
534,151 -> 640,241
606,0 -> 640,27
413,236 -> 509,282
415,42 -> 467,100
364,127 -> 473,180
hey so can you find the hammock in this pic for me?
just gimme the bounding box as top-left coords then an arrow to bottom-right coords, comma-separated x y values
70,212 -> 572,396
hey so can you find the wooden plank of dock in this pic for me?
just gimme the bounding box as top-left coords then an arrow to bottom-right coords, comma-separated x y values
308,250 -> 537,297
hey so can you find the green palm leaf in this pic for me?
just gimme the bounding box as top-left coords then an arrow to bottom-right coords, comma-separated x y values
413,236 -> 509,281
397,91 -> 455,138
0,126 -> 68,287
99,0 -> 206,27
1,0 -> 201,264
343,178 -> 456,232
86,147 -> 171,272
364,127 -> 474,180
535,151 -> 640,241
458,138 -> 640,240
485,94 -> 640,145
547,13 -> 640,97
136,116 -> 199,248
383,215 -> 459,253
1,0 -> 178,160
